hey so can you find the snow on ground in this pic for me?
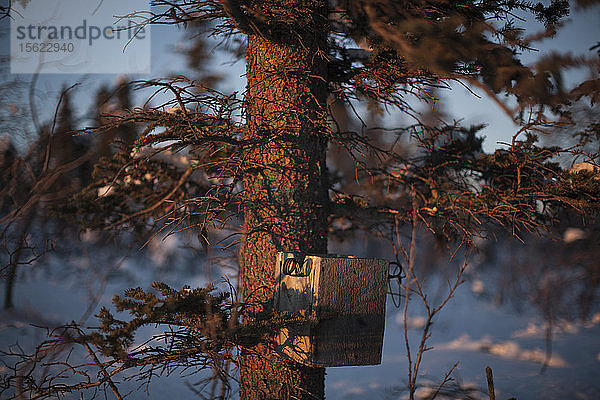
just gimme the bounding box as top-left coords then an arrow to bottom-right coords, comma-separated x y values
1,236 -> 599,400
325,275 -> 600,400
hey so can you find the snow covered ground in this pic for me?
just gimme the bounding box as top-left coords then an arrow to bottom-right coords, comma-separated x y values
327,281 -> 600,400
1,234 -> 599,400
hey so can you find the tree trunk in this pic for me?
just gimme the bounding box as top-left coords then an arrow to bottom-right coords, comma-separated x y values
240,1 -> 329,398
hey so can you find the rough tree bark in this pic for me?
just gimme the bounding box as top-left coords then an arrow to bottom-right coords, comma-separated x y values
240,0 -> 329,398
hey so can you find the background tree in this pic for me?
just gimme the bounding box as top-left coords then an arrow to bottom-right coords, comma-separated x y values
2,0 -> 600,399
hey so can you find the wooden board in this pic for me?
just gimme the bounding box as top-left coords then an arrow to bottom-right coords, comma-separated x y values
274,253 -> 321,364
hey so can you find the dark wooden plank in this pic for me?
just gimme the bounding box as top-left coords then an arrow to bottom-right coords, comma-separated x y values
313,257 -> 388,366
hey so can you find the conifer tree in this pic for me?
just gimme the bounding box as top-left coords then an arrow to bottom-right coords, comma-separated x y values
2,0 -> 600,399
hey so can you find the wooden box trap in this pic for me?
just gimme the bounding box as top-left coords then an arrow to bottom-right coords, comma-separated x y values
273,252 -> 388,367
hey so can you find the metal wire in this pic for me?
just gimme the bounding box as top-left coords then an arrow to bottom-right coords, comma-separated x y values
282,256 -> 311,277
388,261 -> 405,308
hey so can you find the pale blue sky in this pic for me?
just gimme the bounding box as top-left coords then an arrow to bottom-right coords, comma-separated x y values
441,5 -> 600,152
